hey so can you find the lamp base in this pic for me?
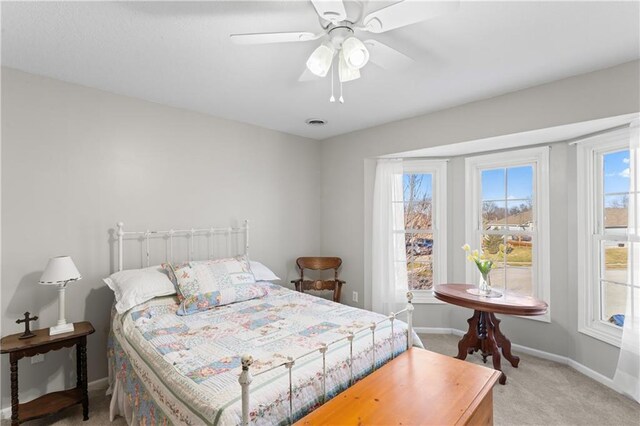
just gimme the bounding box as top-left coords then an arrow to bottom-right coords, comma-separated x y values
50,322 -> 74,336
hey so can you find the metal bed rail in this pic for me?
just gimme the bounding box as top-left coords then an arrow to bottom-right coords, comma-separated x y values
239,292 -> 415,425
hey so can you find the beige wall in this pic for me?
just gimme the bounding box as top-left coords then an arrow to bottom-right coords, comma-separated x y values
1,59 -> 638,408
0,68 -> 321,406
320,60 -> 640,378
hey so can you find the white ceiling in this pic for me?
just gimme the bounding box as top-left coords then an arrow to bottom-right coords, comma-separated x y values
2,1 -> 639,140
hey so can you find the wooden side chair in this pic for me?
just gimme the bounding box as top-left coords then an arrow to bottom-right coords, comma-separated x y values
291,257 -> 345,303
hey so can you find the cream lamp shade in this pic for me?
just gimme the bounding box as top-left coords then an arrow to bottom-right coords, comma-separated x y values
39,256 -> 82,285
39,256 -> 81,335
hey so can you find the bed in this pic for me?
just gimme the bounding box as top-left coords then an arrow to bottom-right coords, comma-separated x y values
107,221 -> 421,425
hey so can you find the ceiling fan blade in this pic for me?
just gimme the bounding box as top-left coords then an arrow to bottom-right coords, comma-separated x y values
310,0 -> 347,23
230,31 -> 321,45
364,40 -> 414,71
362,0 -> 459,34
298,67 -> 322,82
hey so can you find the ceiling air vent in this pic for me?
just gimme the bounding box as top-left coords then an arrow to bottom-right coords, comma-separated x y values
305,118 -> 327,126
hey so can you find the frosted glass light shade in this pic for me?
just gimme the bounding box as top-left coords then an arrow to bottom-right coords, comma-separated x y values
342,37 -> 369,69
339,51 -> 360,82
306,42 -> 335,77
39,256 -> 82,285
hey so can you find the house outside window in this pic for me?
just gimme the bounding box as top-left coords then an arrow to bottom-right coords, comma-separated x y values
392,160 -> 447,303
465,147 -> 551,321
577,129 -> 638,346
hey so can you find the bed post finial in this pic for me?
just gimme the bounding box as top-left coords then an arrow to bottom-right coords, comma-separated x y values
244,219 -> 250,256
239,354 -> 253,426
406,291 -> 414,349
117,222 -> 124,272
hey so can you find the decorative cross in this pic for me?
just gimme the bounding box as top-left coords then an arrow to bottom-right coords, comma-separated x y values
16,312 -> 38,339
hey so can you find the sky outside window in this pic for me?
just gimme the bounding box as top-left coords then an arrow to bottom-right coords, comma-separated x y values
603,150 -> 630,196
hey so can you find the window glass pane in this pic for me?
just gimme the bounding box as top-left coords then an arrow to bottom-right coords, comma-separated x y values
482,201 -> 506,230
407,262 -> 433,290
507,166 -> 533,200
481,234 -> 504,259
481,234 -> 505,291
506,237 -> 533,296
506,237 -> 533,267
481,168 -> 505,201
481,235 -> 505,289
489,266 -> 506,292
506,265 -> 532,296
603,150 -> 630,194
405,233 -> 433,260
403,174 -> 432,202
406,233 -> 433,290
601,281 -> 628,326
405,201 -> 432,230
604,195 -> 628,230
602,241 -> 628,285
506,200 -> 533,230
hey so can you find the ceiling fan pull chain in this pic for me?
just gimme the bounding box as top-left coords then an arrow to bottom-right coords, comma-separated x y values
339,78 -> 344,104
329,62 -> 335,103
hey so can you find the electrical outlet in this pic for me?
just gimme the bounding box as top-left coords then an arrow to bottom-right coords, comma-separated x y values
352,291 -> 358,303
31,354 -> 44,364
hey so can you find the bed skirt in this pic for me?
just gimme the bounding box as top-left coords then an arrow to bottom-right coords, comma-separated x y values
108,331 -> 172,425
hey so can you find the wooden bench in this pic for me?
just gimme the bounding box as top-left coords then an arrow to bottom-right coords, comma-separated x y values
295,348 -> 501,425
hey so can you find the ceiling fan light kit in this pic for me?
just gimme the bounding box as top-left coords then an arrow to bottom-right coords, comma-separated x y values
230,0 -> 460,102
306,41 -> 336,77
341,36 -> 369,69
338,50 -> 360,83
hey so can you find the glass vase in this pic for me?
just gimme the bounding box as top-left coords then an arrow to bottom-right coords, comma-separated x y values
478,272 -> 491,295
466,270 -> 502,298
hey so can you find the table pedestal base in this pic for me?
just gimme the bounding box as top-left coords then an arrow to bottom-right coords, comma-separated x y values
455,310 -> 520,385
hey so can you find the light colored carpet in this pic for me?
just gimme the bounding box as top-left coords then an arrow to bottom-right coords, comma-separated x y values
423,334 -> 639,426
4,334 -> 638,425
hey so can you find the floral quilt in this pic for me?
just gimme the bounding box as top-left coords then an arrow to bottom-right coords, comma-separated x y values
109,282 -> 422,425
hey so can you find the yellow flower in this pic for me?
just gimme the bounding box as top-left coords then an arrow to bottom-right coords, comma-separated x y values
467,255 -> 474,262
472,249 -> 479,258
462,244 -> 471,252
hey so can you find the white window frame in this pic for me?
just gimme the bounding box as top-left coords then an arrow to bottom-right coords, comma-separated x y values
577,131 -> 632,347
398,160 -> 448,304
465,147 -> 551,322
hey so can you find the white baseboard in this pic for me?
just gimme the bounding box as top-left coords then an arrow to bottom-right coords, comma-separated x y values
0,376 -> 110,420
414,326 -> 454,334
417,327 -> 616,391
88,376 -> 110,392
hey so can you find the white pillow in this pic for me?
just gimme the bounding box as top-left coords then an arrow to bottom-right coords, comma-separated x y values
104,265 -> 176,314
250,261 -> 280,281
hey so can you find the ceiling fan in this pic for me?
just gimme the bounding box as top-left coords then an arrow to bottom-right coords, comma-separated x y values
230,0 -> 459,102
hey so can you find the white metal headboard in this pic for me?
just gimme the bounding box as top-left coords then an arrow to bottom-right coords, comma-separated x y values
116,220 -> 249,271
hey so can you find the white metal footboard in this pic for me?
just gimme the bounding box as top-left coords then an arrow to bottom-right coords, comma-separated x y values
239,291 -> 415,425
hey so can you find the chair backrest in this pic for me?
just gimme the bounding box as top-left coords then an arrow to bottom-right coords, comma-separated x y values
296,257 -> 342,272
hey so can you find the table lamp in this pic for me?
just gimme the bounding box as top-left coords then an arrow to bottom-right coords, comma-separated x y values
39,256 -> 82,335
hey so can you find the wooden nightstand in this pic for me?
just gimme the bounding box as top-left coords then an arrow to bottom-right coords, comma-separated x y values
0,321 -> 95,425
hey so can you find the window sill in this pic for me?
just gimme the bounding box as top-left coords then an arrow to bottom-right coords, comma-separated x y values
579,323 -> 622,348
411,292 -> 445,304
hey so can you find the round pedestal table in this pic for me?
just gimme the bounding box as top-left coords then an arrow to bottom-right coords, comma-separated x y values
434,284 -> 548,385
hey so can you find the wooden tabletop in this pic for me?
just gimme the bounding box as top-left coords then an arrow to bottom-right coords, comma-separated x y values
295,348 -> 501,425
434,284 -> 548,316
1,322 -> 95,354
